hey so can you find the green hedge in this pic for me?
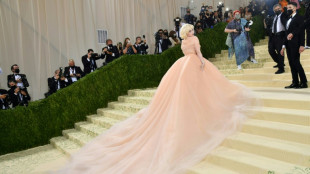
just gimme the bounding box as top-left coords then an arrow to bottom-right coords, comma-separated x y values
0,16 -> 265,155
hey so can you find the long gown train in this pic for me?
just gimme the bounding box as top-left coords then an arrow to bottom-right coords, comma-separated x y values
53,36 -> 258,174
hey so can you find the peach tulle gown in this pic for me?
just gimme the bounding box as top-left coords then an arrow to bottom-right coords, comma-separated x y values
53,36 -> 257,174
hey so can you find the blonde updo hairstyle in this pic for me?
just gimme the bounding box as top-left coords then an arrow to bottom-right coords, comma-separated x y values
180,24 -> 194,40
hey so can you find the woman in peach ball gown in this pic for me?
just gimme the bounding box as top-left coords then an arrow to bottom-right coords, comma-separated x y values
54,24 -> 257,174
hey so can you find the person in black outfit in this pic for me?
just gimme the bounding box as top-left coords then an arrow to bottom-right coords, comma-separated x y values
184,9 -> 196,25
155,29 -> 172,54
281,2 -> 308,89
134,36 -> 149,55
267,4 -> 288,74
82,49 -> 101,75
8,80 -> 31,107
47,69 -> 70,96
101,39 -> 120,64
7,64 -> 29,89
0,89 -> 10,110
305,0 -> 310,49
64,59 -> 84,84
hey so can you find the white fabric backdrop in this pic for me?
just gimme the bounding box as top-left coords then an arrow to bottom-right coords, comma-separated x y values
0,0 -> 248,100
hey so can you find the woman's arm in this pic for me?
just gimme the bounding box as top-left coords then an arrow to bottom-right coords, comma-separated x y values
132,45 -> 137,54
194,37 -> 205,69
225,28 -> 237,33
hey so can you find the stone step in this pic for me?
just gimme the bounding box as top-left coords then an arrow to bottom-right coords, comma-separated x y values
97,108 -> 132,120
187,162 -> 239,174
242,119 -> 310,145
87,115 -> 121,129
127,88 -> 157,97
118,95 -> 151,106
251,107 -> 310,126
263,59 -> 310,68
50,137 -> 81,156
74,121 -> 107,137
204,146 -> 307,174
108,102 -> 146,113
223,132 -> 310,166
243,65 -> 310,74
256,91 -> 310,110
227,72 -> 310,81
62,129 -> 95,146
234,79 -> 300,88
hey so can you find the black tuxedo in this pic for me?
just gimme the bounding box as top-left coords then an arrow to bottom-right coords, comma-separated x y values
134,43 -> 149,55
101,45 -> 120,64
48,76 -> 70,95
8,86 -> 31,107
284,14 -> 307,84
82,54 -> 101,74
305,5 -> 310,46
157,38 -> 172,54
268,13 -> 288,71
0,89 -> 10,110
64,66 -> 84,83
7,74 -> 29,88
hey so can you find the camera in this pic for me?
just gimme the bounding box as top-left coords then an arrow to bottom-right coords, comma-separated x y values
91,53 -> 99,58
174,17 -> 181,28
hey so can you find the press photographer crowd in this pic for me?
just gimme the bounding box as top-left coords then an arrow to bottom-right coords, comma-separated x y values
0,0 -> 309,110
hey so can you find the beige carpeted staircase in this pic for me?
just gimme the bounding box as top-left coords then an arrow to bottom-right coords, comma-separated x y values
1,38 -> 310,174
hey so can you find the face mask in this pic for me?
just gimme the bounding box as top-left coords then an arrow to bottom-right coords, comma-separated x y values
15,69 -> 20,74
235,15 -> 241,20
275,10 -> 281,15
287,9 -> 293,16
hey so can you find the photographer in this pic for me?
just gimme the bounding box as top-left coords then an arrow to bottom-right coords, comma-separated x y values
195,21 -> 203,34
123,38 -> 137,55
47,69 -> 70,96
7,64 -> 29,89
184,9 -> 196,25
64,59 -> 84,84
213,11 -> 222,25
168,31 -> 180,48
82,49 -> 101,75
134,36 -> 149,55
0,89 -> 10,110
8,80 -> 31,108
101,39 -> 120,64
154,29 -> 172,54
174,17 -> 182,39
117,42 -> 124,56
225,10 -> 257,70
204,10 -> 215,28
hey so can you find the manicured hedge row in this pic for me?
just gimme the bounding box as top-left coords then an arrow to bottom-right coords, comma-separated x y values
0,16 -> 265,155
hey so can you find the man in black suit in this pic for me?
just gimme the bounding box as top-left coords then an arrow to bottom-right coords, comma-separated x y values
47,69 -> 70,96
101,39 -> 120,65
82,49 -> 101,75
155,29 -> 172,54
8,80 -> 31,107
64,59 -> 84,84
0,89 -> 10,110
281,2 -> 308,89
305,0 -> 310,49
7,64 -> 29,89
268,4 -> 288,74
134,36 -> 149,55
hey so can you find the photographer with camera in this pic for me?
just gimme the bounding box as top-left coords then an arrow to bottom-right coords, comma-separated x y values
173,17 -> 183,40
194,21 -> 203,34
8,79 -> 31,108
0,88 -> 10,110
101,39 -> 120,64
154,29 -> 172,54
64,59 -> 84,84
82,49 -> 101,75
184,8 -> 196,25
117,42 -> 124,56
204,10 -> 215,29
134,36 -> 149,55
225,10 -> 257,70
47,69 -> 70,96
7,64 -> 29,89
168,30 -> 180,48
123,38 -> 137,55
